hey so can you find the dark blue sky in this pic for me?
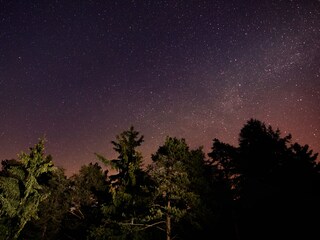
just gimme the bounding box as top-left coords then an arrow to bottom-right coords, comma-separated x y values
1,0 -> 319,175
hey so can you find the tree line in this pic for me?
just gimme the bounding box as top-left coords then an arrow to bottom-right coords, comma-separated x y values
0,119 -> 319,240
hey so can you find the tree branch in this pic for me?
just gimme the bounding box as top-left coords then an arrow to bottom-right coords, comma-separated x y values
118,220 -> 166,231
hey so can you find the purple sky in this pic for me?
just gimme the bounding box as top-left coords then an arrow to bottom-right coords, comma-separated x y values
1,0 -> 319,176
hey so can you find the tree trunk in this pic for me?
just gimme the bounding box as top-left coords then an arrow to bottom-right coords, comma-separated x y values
166,200 -> 171,240
41,225 -> 47,240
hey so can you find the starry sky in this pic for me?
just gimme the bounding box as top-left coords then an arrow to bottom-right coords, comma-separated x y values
1,0 -> 319,176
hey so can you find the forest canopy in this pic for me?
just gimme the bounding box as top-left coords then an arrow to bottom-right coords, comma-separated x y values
0,119 -> 319,240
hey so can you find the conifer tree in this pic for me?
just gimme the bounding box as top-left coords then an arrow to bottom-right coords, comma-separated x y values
0,139 -> 55,239
148,137 -> 198,240
94,126 -> 151,238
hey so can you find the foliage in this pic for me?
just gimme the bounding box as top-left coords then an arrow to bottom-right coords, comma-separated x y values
64,162 -> 110,240
93,126 -> 152,239
21,167 -> 71,239
0,121 -> 319,240
148,137 -> 199,240
209,118 -> 320,239
0,139 -> 55,240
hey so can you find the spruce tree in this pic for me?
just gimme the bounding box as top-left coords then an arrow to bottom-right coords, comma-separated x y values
94,126 -> 151,239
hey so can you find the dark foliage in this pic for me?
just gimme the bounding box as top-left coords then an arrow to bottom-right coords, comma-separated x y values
0,120 -> 319,239
209,118 -> 320,240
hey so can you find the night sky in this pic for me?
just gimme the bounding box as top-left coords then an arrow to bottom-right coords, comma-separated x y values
1,0 -> 319,176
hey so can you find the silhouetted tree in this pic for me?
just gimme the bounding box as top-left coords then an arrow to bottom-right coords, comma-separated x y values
63,162 -> 110,240
1,120 -> 318,240
176,147 -> 224,239
209,119 -> 320,239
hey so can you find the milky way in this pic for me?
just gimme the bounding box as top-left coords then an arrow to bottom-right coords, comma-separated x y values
1,0 -> 319,175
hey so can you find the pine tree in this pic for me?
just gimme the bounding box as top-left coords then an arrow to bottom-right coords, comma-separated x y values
148,137 -> 198,240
